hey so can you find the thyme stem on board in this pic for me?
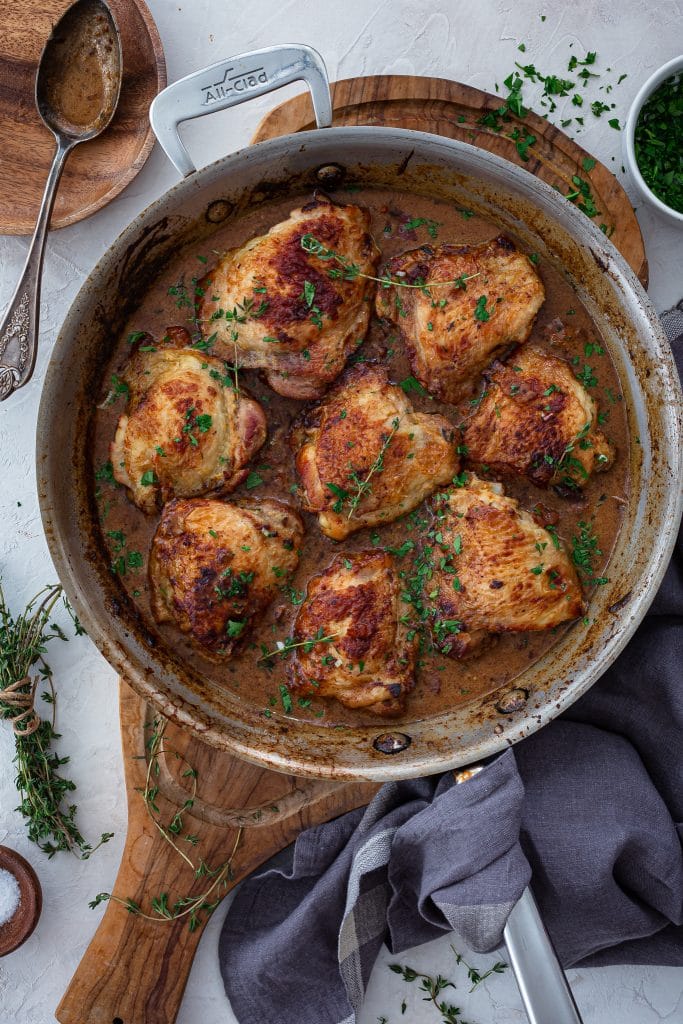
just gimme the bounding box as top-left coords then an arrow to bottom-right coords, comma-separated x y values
89,718 -> 242,931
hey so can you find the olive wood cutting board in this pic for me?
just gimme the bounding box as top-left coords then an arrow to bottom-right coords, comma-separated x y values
0,0 -> 165,234
253,74 -> 648,286
57,75 -> 647,1024
56,681 -> 378,1024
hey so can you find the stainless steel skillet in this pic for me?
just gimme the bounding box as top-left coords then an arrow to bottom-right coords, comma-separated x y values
37,44 -> 681,780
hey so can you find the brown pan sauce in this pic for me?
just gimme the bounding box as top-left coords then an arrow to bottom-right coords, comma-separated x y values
91,189 -> 629,728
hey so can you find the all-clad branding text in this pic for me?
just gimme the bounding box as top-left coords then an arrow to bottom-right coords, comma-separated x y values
201,66 -> 268,105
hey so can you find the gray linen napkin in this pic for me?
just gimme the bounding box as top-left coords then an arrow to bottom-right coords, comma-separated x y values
219,312 -> 683,1024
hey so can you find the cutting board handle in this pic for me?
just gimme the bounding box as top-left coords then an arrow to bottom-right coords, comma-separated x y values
56,682 -> 376,1024
56,827 -> 215,1024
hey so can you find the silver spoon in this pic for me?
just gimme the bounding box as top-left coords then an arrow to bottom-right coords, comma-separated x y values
0,0 -> 122,401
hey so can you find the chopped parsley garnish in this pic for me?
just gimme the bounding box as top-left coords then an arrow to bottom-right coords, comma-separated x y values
245,471 -> 264,490
399,376 -> 427,395
634,72 -> 683,213
571,520 -> 608,586
401,217 -> 440,238
474,295 -> 494,322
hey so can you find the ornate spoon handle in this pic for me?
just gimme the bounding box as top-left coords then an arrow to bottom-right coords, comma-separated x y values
0,138 -> 72,401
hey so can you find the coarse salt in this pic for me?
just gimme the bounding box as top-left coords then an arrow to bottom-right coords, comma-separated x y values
0,867 -> 21,927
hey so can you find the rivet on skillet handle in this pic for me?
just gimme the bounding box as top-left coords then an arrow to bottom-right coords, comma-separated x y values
149,44 -> 333,177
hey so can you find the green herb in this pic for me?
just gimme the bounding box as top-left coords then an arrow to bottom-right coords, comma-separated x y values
301,280 -> 323,329
389,949 -> 508,1022
401,217 -> 441,238
226,620 -> 245,639
572,520 -> 608,586
576,364 -> 598,388
258,629 -> 339,664
399,376 -> 427,395
389,964 -> 460,1022
345,418 -> 400,520
182,406 -> 211,446
140,470 -> 158,487
90,717 -> 241,931
95,460 -> 115,483
0,583 -> 113,858
300,234 -> 478,294
634,72 -> 683,213
474,295 -> 493,322
106,373 -> 129,405
451,947 -> 509,992
245,471 -> 264,490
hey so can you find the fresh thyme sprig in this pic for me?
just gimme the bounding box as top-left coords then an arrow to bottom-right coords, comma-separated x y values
0,582 -> 113,858
347,416 -> 400,519
450,946 -> 508,992
90,717 -> 242,932
258,628 -> 339,665
389,963 -> 465,1023
389,949 -> 508,1023
300,234 -> 479,293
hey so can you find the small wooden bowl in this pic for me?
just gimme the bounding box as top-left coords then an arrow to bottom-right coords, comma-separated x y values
0,846 -> 42,957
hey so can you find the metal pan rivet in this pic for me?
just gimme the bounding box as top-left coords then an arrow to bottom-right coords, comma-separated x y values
206,199 -> 234,223
373,732 -> 411,755
495,688 -> 529,715
316,163 -> 345,186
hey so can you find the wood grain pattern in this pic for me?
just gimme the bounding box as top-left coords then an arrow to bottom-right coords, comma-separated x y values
55,682 -> 378,1024
252,75 -> 648,286
0,0 -> 165,235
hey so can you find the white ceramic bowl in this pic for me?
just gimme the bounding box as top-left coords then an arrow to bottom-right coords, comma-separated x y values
623,54 -> 683,224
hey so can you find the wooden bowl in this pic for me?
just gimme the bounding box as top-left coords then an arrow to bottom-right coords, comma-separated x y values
0,846 -> 42,957
0,0 -> 166,234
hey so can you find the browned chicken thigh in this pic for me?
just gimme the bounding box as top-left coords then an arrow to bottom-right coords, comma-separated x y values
375,235 -> 545,403
463,346 -> 614,490
111,329 -> 266,512
288,550 -> 417,715
197,195 -> 380,400
291,363 -> 459,540
425,475 -> 584,657
149,497 -> 303,655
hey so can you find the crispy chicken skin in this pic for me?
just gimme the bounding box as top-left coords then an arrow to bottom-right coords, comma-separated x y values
197,195 -> 380,400
149,497 -> 303,655
463,347 -> 614,490
111,329 -> 266,513
291,363 -> 459,540
288,550 -> 417,715
375,235 -> 545,403
426,475 -> 584,657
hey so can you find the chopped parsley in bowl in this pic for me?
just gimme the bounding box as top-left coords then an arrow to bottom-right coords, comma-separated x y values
624,56 -> 683,223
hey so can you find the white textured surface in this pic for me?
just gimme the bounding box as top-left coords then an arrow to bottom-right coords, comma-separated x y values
0,1 -> 681,1021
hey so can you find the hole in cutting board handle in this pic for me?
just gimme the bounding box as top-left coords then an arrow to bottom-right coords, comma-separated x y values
112,1017 -> 124,1024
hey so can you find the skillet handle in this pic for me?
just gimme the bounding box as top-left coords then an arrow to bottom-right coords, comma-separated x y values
454,768 -> 583,1024
149,44 -> 332,177
504,887 -> 584,1024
